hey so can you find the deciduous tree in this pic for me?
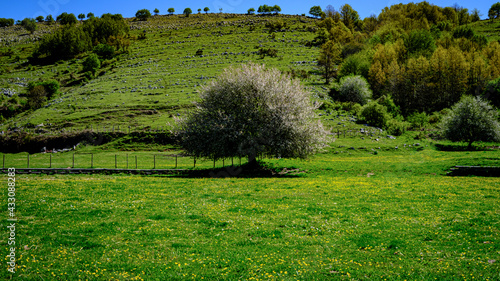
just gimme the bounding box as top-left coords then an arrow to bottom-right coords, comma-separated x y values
318,40 -> 341,84
174,63 -> 327,163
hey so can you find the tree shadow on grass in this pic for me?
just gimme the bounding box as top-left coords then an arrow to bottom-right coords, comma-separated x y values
164,162 -> 306,178
434,143 -> 497,152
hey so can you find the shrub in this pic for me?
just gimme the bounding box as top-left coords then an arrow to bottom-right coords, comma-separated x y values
26,85 -> 47,110
333,75 -> 372,105
358,101 -> 390,128
27,80 -> 60,100
93,44 -> 115,59
339,52 -> 371,80
386,118 -> 410,136
174,63 -> 328,162
376,95 -> 400,117
440,96 -> 500,149
82,54 -> 101,74
21,18 -> 37,34
407,112 -> 429,130
0,18 -> 15,27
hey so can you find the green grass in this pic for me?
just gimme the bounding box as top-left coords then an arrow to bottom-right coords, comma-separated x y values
1,166 -> 499,280
0,14 -> 326,132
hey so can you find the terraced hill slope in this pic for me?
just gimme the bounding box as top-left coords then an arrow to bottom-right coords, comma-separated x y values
1,14 -> 329,132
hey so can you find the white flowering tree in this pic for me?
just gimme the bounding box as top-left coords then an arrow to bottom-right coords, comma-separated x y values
440,96 -> 500,149
173,63 -> 328,165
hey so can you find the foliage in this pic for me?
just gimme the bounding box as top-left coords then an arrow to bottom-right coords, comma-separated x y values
317,40 -> 341,84
407,112 -> 429,130
87,13 -> 95,19
82,53 -> 101,74
0,18 -> 15,27
45,15 -> 54,24
309,6 -> 322,18
440,96 -> 500,148
248,8 -> 255,15
489,2 -> 500,19
57,12 -> 78,25
257,5 -> 279,15
154,8 -> 160,16
376,95 -> 400,117
483,76 -> 500,107
28,80 -> 60,100
168,8 -> 175,15
26,85 -> 47,110
204,7 -> 210,14
35,14 -> 128,59
36,25 -> 92,59
36,16 -> 45,23
258,48 -> 278,58
93,44 -> 115,59
78,13 -> 85,21
403,29 -> 436,58
339,51 -> 371,80
174,63 -> 327,161
135,9 -> 152,21
183,8 -> 192,17
358,101 -> 390,128
334,75 -> 372,105
21,18 -> 37,34
339,4 -> 359,30
385,118 -> 409,136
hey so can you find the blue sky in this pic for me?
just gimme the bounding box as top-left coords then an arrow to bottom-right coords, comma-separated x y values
0,0 -> 495,21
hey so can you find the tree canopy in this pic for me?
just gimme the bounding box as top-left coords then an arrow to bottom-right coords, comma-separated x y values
174,63 -> 328,162
135,9 -> 152,21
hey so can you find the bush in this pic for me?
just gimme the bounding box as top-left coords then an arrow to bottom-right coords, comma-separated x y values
21,18 -> 37,34
28,80 -> 59,100
386,119 -> 410,136
93,44 -> 115,59
407,112 -> 429,130
82,54 -> 101,74
174,63 -> 328,161
339,52 -> 371,80
440,96 -> 500,149
358,101 -> 390,128
333,75 -> 372,105
26,85 -> 47,110
376,95 -> 400,117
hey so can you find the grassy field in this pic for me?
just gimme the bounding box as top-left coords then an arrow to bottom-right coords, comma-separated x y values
1,162 -> 499,280
1,139 -> 500,280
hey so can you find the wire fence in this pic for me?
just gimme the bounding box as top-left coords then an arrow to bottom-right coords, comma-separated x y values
0,152 -> 252,170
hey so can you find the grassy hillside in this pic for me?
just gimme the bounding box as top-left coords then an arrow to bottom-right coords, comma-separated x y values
0,14 -> 327,132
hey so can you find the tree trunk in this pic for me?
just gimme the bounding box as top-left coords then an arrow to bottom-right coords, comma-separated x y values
467,140 -> 474,150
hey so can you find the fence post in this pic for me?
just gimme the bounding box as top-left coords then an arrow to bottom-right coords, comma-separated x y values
126,154 -> 128,169
231,157 -> 233,166
72,153 -> 75,168
154,155 -> 156,169
91,154 -> 93,168
239,157 -> 241,166
213,158 -> 215,168
27,154 -> 30,168
135,156 -> 137,169
222,158 -> 224,167
115,155 -> 117,169
175,155 -> 177,169
194,157 -> 196,168
49,154 -> 52,168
